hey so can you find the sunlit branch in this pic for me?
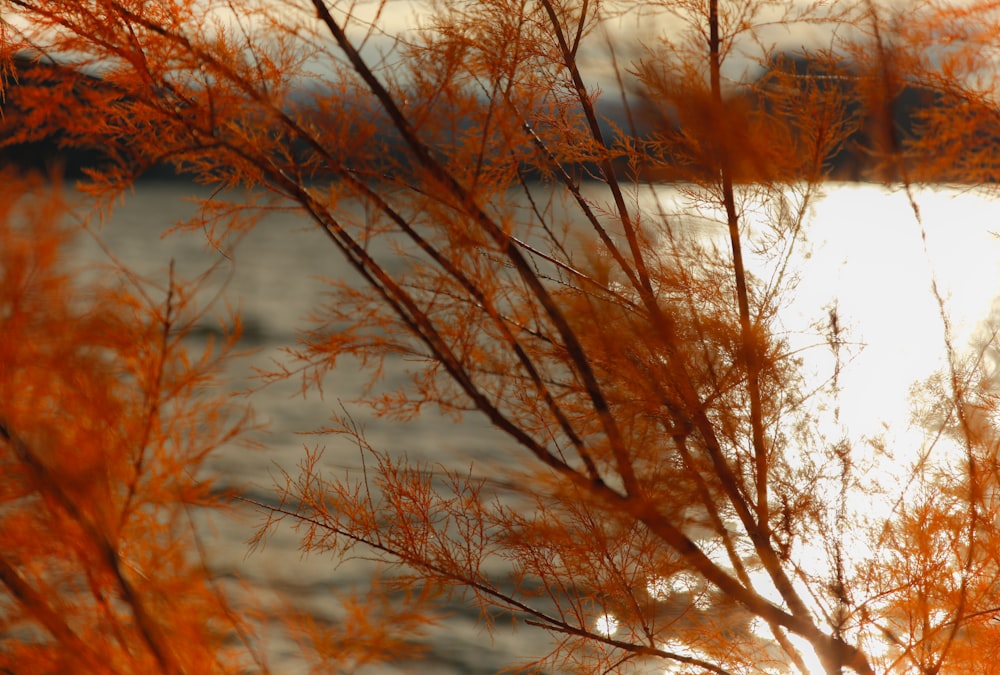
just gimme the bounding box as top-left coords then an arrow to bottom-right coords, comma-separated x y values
614,489 -> 874,675
708,0 -> 769,532
524,618 -> 740,675
503,51 -> 802,641
515,115 -> 640,283
518,89 -> 775,578
307,0 -> 638,494
244,493 -> 604,643
537,0 -> 658,304
276,175 -> 605,487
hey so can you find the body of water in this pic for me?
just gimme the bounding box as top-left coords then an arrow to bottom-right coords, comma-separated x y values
68,181 -> 1000,673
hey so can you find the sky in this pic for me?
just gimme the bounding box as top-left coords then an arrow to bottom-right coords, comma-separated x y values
333,0 -> 859,88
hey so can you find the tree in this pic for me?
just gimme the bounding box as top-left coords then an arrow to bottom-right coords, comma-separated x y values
3,0 -> 1000,673
0,172 -> 262,672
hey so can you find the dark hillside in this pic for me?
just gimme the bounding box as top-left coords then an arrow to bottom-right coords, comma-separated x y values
1,52 -> 988,183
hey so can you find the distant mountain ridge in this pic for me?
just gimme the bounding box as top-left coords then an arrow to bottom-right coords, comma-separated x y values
0,52 -> 980,183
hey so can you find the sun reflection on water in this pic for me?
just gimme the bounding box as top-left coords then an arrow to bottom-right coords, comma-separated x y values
591,184 -> 1000,673
594,613 -> 619,637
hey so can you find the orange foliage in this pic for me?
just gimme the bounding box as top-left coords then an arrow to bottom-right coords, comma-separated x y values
5,0 -> 1000,673
0,174 -> 261,673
